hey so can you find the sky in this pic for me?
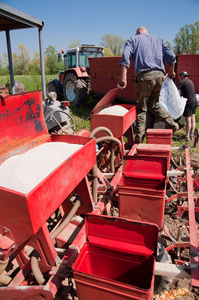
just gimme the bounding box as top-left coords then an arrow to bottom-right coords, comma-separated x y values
0,0 -> 199,59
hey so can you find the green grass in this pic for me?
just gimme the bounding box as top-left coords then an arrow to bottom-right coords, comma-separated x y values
195,107 -> 199,129
0,74 -> 100,132
0,74 -> 58,91
172,107 -> 199,155
70,96 -> 100,132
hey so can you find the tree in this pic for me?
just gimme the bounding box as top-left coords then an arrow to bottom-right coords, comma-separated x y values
0,53 -> 9,75
29,51 -> 41,74
100,34 -> 126,55
2,53 -> 9,75
104,48 -> 114,57
165,41 -> 173,49
45,45 -> 63,75
12,44 -> 30,75
189,21 -> 199,54
0,55 -> 3,75
68,39 -> 81,49
173,22 -> 199,54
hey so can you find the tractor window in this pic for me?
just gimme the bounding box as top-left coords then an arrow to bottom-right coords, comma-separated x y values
65,52 -> 76,69
79,53 -> 89,68
79,51 -> 104,68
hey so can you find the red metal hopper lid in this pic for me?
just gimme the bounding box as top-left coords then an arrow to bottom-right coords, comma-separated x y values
85,214 -> 158,257
123,156 -> 167,180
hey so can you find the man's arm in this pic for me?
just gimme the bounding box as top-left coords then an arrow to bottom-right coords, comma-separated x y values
117,65 -> 128,89
168,64 -> 176,79
163,41 -> 176,79
117,38 -> 133,89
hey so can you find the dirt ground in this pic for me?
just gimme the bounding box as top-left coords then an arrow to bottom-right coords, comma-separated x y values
161,213 -> 199,300
160,132 -> 199,300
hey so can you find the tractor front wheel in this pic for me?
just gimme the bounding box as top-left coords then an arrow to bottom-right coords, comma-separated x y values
63,74 -> 87,106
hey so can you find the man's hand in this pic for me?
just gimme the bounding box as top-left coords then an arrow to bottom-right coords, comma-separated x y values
117,79 -> 127,89
117,65 -> 128,89
168,65 -> 176,79
168,71 -> 176,79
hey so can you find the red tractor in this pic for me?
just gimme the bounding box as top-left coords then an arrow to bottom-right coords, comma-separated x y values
47,44 -> 104,106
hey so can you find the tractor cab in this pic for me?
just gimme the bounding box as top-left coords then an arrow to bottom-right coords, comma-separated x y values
64,44 -> 104,72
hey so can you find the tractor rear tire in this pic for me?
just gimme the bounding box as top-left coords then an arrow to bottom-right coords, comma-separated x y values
63,73 -> 87,106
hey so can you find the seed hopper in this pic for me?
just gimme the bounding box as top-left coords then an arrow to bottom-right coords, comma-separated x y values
0,89 -> 198,299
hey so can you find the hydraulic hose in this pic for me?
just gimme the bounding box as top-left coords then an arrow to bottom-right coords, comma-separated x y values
31,197 -> 81,285
50,198 -> 81,240
92,164 -> 98,205
89,126 -> 113,138
30,251 -> 45,285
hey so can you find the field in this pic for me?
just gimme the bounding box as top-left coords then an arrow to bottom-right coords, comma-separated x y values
0,74 -> 199,133
0,74 -> 58,92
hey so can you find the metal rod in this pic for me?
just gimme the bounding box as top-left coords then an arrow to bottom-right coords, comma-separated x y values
5,30 -> 15,94
171,146 -> 183,151
155,262 -> 191,279
38,27 -> 46,99
167,170 -> 185,177
176,225 -> 183,258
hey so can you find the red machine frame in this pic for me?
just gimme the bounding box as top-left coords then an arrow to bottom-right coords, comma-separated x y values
0,89 -> 198,299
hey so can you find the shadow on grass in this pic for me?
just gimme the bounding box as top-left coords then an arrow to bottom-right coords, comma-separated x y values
69,95 -> 102,132
70,95 -> 101,119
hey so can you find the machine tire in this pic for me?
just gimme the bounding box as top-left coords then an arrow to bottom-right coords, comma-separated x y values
47,79 -> 63,101
63,73 -> 87,106
154,242 -> 172,295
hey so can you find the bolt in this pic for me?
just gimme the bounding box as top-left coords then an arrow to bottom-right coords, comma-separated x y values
3,229 -> 8,235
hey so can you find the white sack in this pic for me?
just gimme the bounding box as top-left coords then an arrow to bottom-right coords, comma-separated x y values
159,76 -> 187,119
